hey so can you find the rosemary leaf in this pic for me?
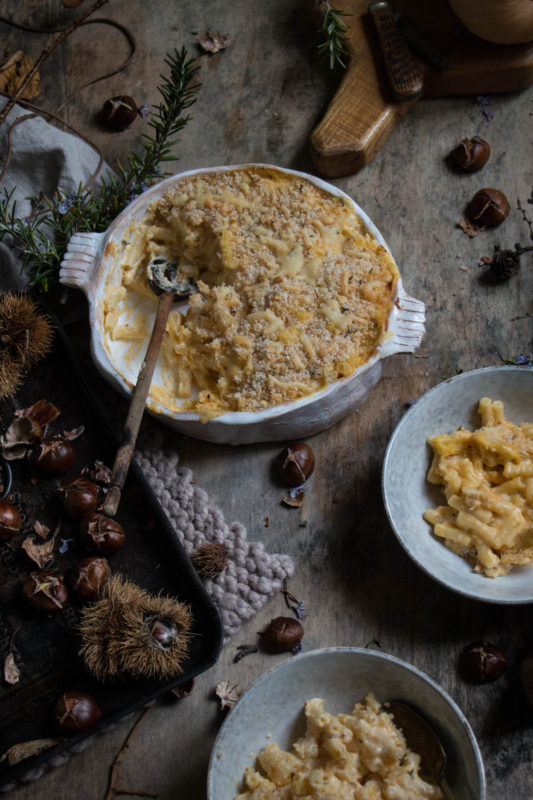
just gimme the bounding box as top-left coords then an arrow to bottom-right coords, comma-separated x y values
0,47 -> 200,292
316,2 -> 351,70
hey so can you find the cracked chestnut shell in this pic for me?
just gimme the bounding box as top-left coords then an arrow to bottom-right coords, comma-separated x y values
53,690 -> 101,734
260,616 -> 304,653
460,641 -> 507,683
30,435 -> 76,476
68,556 -> 111,601
467,188 -> 510,227
79,513 -> 125,555
57,476 -> 98,518
0,500 -> 22,539
276,442 -> 315,487
22,571 -> 68,613
451,136 -> 490,172
99,95 -> 138,130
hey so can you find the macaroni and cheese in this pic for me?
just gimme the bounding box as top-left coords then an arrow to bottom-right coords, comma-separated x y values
235,694 -> 442,800
424,397 -> 533,577
103,167 -> 399,418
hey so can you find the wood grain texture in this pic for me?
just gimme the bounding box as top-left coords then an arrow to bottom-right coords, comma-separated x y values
1,1 -> 533,798
308,0 -> 533,176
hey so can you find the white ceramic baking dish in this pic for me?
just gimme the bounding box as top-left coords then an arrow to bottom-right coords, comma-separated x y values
59,164 -> 425,444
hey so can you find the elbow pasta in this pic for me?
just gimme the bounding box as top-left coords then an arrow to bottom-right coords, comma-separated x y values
235,694 -> 442,800
103,166 -> 399,418
424,397 -> 533,577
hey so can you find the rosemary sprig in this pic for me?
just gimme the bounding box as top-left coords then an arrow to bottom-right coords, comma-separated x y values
0,47 -> 199,292
316,2 -> 351,70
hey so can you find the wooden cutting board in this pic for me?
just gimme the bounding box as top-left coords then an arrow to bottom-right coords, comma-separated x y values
309,0 -> 533,177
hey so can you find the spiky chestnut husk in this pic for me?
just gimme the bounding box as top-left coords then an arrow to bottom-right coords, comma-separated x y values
191,542 -> 229,579
78,575 -> 193,681
0,293 -> 54,399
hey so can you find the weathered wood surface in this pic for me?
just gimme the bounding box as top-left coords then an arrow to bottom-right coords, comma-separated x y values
1,1 -> 533,798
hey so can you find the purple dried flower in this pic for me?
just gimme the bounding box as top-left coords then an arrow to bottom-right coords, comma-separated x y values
295,601 -> 307,620
514,354 -> 531,365
138,103 -> 149,119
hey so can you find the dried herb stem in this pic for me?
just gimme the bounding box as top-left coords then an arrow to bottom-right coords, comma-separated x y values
0,0 -> 109,126
104,708 -> 152,800
316,1 -> 351,70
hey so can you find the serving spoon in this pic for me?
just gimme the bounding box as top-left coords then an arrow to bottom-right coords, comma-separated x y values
102,258 -> 196,517
386,700 -> 454,799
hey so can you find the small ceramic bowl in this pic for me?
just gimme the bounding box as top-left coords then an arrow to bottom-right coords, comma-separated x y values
59,164 -> 425,445
207,647 -> 485,800
382,366 -> 533,603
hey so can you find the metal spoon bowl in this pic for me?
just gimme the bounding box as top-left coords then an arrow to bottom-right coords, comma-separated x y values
387,699 -> 453,798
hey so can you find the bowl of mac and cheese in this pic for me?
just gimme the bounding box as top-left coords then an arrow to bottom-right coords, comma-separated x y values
383,366 -> 533,603
59,164 -> 425,444
207,647 -> 485,800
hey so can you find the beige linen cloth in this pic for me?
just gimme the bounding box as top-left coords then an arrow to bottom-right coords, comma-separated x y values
0,98 -> 294,640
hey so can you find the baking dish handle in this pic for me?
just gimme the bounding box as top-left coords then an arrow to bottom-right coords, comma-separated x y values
379,282 -> 425,357
59,231 -> 105,291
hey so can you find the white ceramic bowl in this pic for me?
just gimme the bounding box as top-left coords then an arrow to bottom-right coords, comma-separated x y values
382,366 -> 533,603
59,164 -> 425,444
207,647 -> 485,800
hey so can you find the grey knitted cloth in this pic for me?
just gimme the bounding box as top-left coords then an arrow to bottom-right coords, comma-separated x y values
137,430 -> 294,640
0,100 -> 295,639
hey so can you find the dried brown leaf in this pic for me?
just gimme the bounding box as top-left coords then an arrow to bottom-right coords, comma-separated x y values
63,425 -> 84,441
215,680 -> 243,710
3,653 -> 20,685
458,215 -> 484,238
15,399 -> 61,427
0,738 -> 63,766
0,51 -> 39,100
21,537 -> 56,568
199,31 -> 231,53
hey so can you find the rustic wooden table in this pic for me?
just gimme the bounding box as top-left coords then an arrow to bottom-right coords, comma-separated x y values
2,1 -> 533,798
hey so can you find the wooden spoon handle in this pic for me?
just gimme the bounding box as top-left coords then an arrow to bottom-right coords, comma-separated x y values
102,290 -> 175,517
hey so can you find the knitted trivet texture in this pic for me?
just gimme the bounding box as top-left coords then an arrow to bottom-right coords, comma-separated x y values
136,430 -> 295,641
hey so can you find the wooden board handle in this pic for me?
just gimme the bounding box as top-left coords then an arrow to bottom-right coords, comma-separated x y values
368,1 -> 424,100
102,290 -> 175,517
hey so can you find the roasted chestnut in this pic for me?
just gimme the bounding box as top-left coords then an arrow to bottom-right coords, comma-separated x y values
57,476 -> 98,517
149,618 -> 179,649
0,500 -> 22,539
21,571 -> 68,613
68,556 -> 111,601
30,435 -> 76,476
53,690 -> 102,734
467,188 -> 510,227
260,616 -> 304,653
460,641 -> 507,683
275,442 -> 315,487
451,136 -> 490,172
99,95 -> 138,130
80,513 -> 125,555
